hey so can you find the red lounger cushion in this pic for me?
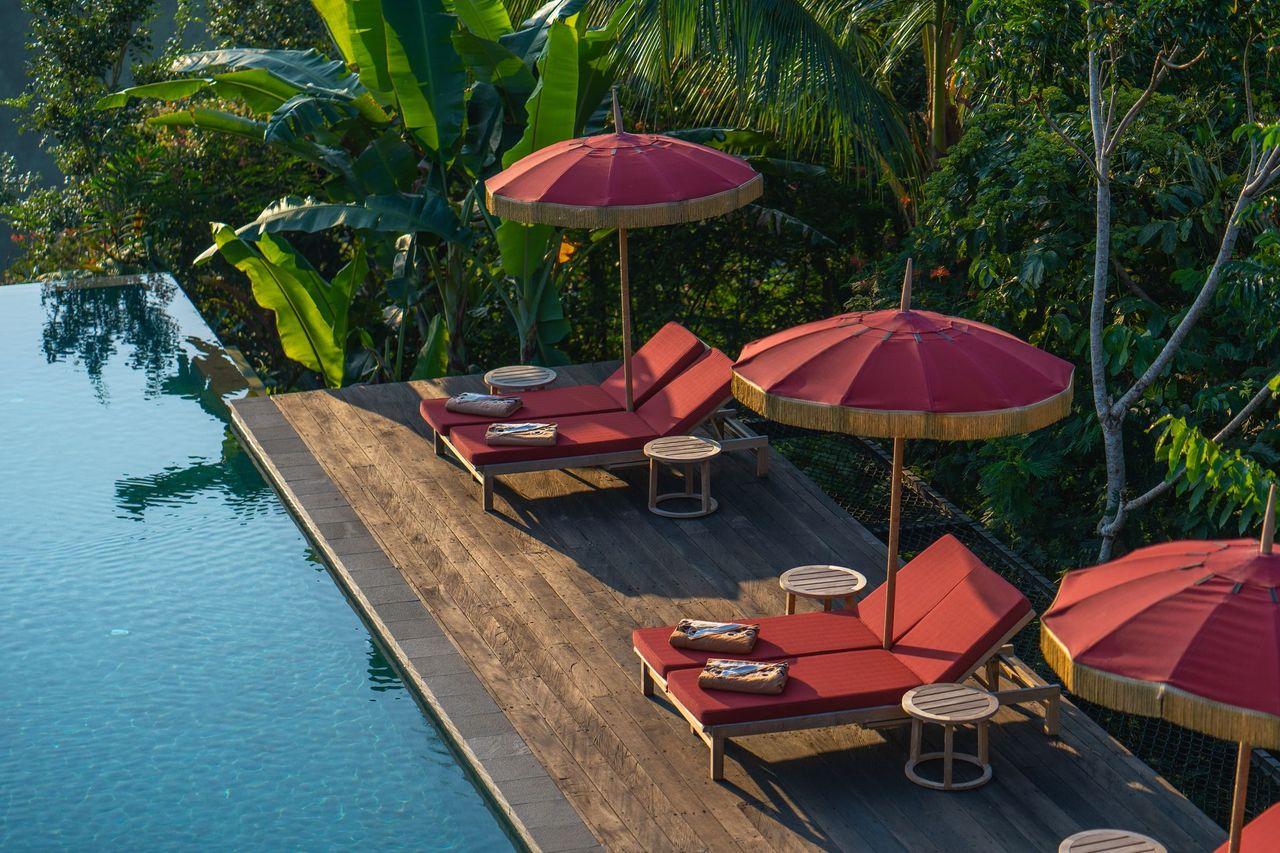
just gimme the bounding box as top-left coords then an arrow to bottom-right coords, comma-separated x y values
1215,801 -> 1280,852
636,348 -> 734,435
600,321 -> 707,407
666,648 -> 922,727
632,611 -> 880,679
420,384 -> 619,436
856,533 -> 1029,647
419,322 -> 706,436
447,411 -> 657,466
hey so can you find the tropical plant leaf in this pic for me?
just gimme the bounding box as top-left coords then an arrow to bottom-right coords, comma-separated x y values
210,225 -> 350,388
195,194 -> 466,262
149,108 -> 267,140
264,94 -> 359,144
499,0 -> 587,65
503,20 -> 578,167
452,30 -> 536,96
96,79 -> 213,110
382,0 -> 468,156
311,0 -> 395,99
746,204 -> 835,246
97,70 -> 304,115
409,313 -> 451,379
449,0 -> 514,40
574,4 -> 625,133
459,82 -> 508,175
352,132 -> 420,194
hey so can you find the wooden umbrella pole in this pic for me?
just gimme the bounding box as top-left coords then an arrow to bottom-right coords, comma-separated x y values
900,257 -> 914,311
1261,482 -> 1276,554
611,87 -> 635,411
1229,739 -> 1252,853
882,436 -> 905,649
619,227 -> 634,411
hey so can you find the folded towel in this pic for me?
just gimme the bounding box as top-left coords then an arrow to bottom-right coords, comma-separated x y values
698,659 -> 790,695
669,619 -> 759,654
485,422 -> 557,446
446,392 -> 522,417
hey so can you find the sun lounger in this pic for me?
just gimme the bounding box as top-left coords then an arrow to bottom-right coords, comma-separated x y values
434,348 -> 769,510
419,321 -> 707,439
634,535 -> 1062,779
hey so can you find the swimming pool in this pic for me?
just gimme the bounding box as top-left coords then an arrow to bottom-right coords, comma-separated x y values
0,280 -> 513,850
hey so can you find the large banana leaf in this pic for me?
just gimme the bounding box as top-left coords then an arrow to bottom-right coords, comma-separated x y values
499,0 -> 587,66
211,225 -> 361,388
502,20 -> 578,167
311,0 -> 395,100
98,69 -> 302,115
149,109 -> 267,140
264,94 -> 358,145
452,31 -> 536,96
195,194 -> 466,263
449,0 -> 514,40
382,0 -> 467,156
351,132 -> 419,195
171,48 -> 389,124
573,4 -> 625,133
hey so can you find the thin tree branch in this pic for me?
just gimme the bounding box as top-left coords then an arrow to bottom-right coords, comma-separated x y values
1103,48 -> 1176,158
1110,257 -> 1161,307
1031,94 -> 1100,180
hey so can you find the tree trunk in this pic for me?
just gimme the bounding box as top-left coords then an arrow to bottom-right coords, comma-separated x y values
928,0 -> 949,161
1090,174 -> 1126,562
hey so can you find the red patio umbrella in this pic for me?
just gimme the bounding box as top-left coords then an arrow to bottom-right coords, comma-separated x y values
1042,485 -> 1279,853
487,92 -> 762,410
733,261 -> 1075,646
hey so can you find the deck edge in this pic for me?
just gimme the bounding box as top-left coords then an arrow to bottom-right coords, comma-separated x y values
227,395 -> 601,853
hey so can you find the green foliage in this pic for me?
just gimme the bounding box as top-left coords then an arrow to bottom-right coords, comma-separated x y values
1154,414 -> 1278,537
211,223 -> 365,387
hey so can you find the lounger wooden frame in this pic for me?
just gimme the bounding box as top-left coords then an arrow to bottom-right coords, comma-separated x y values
432,402 -> 770,511
635,610 -> 1062,780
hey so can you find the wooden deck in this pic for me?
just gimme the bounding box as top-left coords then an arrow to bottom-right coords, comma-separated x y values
232,363 -> 1226,852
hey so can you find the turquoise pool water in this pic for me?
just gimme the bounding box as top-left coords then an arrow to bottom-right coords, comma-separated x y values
0,281 -> 513,851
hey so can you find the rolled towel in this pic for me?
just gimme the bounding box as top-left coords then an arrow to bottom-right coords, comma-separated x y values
669,619 -> 759,654
698,659 -> 790,695
485,422 -> 557,446
446,392 -> 522,417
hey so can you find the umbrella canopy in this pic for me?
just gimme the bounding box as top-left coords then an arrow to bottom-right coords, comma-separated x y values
1042,538 -> 1280,746
485,91 -> 761,410
732,261 -> 1075,648
1042,484 -> 1277,853
486,131 -> 763,229
733,304 -> 1075,441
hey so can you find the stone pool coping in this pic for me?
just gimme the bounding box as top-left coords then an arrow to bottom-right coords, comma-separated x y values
228,395 -> 599,853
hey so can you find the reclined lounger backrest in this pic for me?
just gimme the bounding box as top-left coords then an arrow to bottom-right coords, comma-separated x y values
599,322 -> 707,408
858,534 -> 1032,684
636,348 -> 734,436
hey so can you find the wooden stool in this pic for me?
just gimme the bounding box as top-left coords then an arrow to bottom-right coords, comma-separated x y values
644,436 -> 721,518
902,683 -> 998,791
779,565 -> 867,614
483,364 -> 557,394
1059,830 -> 1166,853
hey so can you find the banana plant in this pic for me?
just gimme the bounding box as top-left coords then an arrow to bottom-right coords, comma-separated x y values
100,0 -> 611,382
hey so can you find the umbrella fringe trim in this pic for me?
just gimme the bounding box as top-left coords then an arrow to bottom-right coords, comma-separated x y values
486,175 -> 764,229
1041,625 -> 1280,750
731,373 -> 1075,440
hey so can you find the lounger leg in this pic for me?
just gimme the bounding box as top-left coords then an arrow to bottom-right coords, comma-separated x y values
481,474 -> 494,512
709,734 -> 725,781
1044,689 -> 1061,737
640,662 -> 654,697
433,431 -> 444,458
756,445 -> 770,477
985,658 -> 1001,691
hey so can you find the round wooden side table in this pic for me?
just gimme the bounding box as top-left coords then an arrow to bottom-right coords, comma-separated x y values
779,565 -> 867,614
902,683 -> 999,791
484,365 -> 557,394
1058,830 -> 1166,853
644,436 -> 721,518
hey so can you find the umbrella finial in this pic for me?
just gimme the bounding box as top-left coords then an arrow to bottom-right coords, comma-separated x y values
1261,482 -> 1277,555
611,86 -> 624,134
900,258 -> 914,311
